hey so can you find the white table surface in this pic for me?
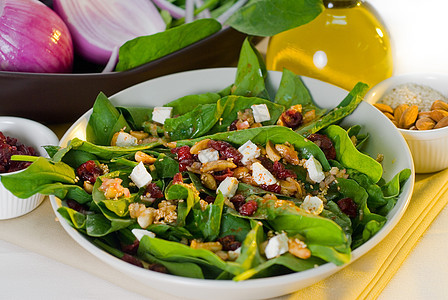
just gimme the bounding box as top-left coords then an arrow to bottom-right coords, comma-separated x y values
2,1 -> 448,299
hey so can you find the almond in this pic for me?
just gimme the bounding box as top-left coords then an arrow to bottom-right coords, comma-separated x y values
415,117 -> 436,130
434,116 -> 448,129
383,112 -> 395,121
429,109 -> 448,122
374,103 -> 394,114
398,105 -> 419,129
431,100 -> 448,111
394,104 -> 409,123
418,111 -> 432,119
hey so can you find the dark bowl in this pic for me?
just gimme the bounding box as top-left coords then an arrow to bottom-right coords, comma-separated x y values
0,27 -> 255,124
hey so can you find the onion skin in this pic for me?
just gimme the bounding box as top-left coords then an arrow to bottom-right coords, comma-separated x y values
0,0 -> 74,73
53,0 -> 166,65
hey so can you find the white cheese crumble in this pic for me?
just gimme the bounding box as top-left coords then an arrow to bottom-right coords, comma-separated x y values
252,162 -> 277,186
304,155 -> 325,183
152,106 -> 173,124
251,104 -> 271,123
238,140 -> 261,165
130,161 -> 152,188
115,132 -> 138,147
300,195 -> 324,215
198,148 -> 219,163
265,232 -> 289,259
131,228 -> 156,241
216,176 -> 239,198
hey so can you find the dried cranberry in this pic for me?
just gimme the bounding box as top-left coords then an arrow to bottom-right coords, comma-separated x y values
0,131 -> 37,173
272,161 -> 297,179
121,239 -> 139,255
204,195 -> 216,203
148,263 -> 168,273
257,156 -> 275,173
173,172 -> 183,184
66,199 -> 88,214
239,200 -> 258,216
218,235 -> 242,251
281,109 -> 303,129
208,140 -> 242,165
307,133 -> 336,160
259,183 -> 282,193
145,183 -> 163,198
337,197 -> 358,218
76,160 -> 103,183
171,145 -> 195,171
213,168 -> 234,182
230,194 -> 246,210
121,253 -> 144,268
229,120 -> 238,131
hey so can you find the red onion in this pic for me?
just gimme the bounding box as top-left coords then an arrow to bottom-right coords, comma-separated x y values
53,0 -> 166,65
0,0 -> 74,73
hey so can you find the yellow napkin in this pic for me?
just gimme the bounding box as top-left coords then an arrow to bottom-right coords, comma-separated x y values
288,169 -> 448,299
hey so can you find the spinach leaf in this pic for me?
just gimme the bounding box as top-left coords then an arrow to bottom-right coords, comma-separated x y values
165,103 -> 224,140
188,192 -> 225,241
219,212 -> 251,242
324,125 -> 383,183
176,126 -> 330,170
274,69 -> 313,108
57,206 -> 87,231
154,153 -> 179,179
231,38 -> 269,99
165,92 -> 222,116
208,95 -> 285,133
116,107 -> 153,131
165,183 -> 200,226
85,213 -> 134,237
234,253 -> 324,281
234,220 -> 266,273
296,82 -> 369,136
226,0 -> 324,37
86,92 -> 130,146
116,19 -> 221,71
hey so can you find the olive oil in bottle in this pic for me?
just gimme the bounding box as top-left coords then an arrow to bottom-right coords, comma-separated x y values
266,0 -> 392,91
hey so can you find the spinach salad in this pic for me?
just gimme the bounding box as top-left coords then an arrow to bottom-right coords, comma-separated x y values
3,39 -> 410,280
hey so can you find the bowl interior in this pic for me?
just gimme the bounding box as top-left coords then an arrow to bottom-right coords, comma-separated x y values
54,69 -> 415,300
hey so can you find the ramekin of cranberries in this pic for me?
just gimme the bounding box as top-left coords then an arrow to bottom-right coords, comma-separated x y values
0,117 -> 59,219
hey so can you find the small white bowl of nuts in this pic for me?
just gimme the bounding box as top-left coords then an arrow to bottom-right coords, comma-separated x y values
365,73 -> 448,173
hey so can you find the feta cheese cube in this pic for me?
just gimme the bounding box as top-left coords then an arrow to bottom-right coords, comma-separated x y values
251,162 -> 277,185
198,148 -> 219,163
131,229 -> 156,241
300,195 -> 324,215
130,161 -> 152,188
264,232 -> 289,259
251,104 -> 271,123
304,155 -> 325,183
238,140 -> 260,165
152,106 -> 173,124
115,131 -> 138,147
216,176 -> 239,198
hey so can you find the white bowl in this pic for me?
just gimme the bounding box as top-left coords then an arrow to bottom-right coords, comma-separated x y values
52,68 -> 414,300
0,117 -> 59,219
364,73 -> 448,173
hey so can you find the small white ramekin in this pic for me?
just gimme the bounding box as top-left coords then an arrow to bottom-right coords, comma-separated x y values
365,73 -> 448,173
0,117 -> 59,219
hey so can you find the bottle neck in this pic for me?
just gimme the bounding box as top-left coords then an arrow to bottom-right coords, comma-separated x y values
324,0 -> 360,9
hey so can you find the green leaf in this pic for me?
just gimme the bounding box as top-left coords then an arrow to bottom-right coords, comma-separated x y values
325,125 -> 383,183
165,92 -> 222,116
115,19 -> 221,71
165,183 -> 200,226
226,0 -> 324,36
164,103 -> 224,140
232,38 -> 269,99
86,92 -> 130,146
1,157 -> 77,199
188,192 -> 225,241
296,82 -> 369,136
274,69 -> 313,108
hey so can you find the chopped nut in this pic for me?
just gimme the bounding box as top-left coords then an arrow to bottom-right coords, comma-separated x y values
200,160 -> 237,172
201,173 -> 217,190
275,144 -> 300,165
190,240 -> 222,252
288,238 -> 311,259
130,130 -> 149,140
135,151 -> 157,164
190,139 -> 211,154
266,140 -> 282,162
